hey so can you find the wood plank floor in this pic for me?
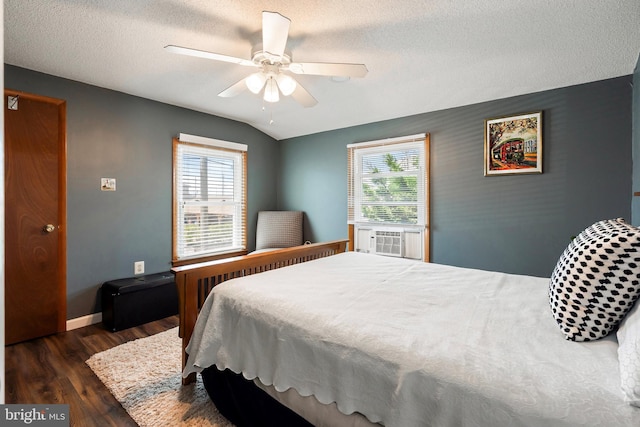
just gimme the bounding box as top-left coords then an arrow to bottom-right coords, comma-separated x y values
5,315 -> 180,427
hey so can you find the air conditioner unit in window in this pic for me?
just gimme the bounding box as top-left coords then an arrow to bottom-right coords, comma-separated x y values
374,230 -> 403,257
354,226 -> 423,260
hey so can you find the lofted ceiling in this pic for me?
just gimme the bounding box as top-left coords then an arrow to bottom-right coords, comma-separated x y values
4,0 -> 640,140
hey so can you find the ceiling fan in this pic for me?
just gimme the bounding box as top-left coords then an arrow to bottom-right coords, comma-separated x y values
165,11 -> 368,107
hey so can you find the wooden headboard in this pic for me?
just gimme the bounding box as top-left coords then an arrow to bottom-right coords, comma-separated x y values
171,239 -> 348,384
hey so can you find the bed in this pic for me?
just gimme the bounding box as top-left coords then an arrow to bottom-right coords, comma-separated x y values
172,219 -> 640,427
172,240 -> 349,383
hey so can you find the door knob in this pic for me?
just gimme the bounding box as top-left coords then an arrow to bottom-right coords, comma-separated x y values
43,224 -> 56,233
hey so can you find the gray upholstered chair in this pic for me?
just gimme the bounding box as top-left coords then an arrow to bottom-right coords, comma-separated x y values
254,210 -> 304,253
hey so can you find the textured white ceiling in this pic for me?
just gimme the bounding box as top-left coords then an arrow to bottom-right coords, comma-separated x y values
4,0 -> 640,140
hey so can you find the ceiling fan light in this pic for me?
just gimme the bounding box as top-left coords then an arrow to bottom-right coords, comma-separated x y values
246,73 -> 267,94
264,78 -> 280,103
276,74 -> 297,96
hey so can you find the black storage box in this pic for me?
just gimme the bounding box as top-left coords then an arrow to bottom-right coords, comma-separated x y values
101,271 -> 177,332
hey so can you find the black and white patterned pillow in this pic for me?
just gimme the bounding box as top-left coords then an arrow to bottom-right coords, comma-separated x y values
549,218 -> 640,341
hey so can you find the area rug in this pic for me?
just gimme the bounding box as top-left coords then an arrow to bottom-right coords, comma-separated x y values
86,327 -> 234,426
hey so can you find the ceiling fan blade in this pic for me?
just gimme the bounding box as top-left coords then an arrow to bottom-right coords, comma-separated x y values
218,78 -> 248,98
262,11 -> 290,61
288,62 -> 368,78
290,82 -> 318,108
165,45 -> 256,67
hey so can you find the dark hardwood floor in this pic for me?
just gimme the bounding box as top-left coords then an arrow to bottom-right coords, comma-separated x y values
5,315 -> 180,426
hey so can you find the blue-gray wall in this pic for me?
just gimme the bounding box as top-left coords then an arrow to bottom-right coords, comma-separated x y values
5,65 -> 279,319
5,64 -> 635,318
633,55 -> 640,225
279,76 -> 633,278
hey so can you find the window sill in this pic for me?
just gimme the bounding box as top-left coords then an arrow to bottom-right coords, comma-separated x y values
172,249 -> 248,268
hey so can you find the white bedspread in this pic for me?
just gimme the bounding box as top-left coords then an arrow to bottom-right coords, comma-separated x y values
184,252 -> 640,427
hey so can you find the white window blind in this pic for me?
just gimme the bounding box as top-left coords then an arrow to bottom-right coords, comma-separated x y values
173,134 -> 247,261
348,134 -> 427,226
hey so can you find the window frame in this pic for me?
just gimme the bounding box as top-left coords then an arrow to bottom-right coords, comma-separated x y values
348,133 -> 430,261
172,134 -> 247,266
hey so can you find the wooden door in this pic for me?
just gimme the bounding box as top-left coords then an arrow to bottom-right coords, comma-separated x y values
5,89 -> 67,345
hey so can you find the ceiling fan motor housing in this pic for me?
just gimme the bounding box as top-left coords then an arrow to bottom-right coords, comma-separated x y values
251,44 -> 292,67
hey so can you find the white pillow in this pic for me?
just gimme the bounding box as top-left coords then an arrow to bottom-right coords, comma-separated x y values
618,300 -> 640,406
549,218 -> 640,341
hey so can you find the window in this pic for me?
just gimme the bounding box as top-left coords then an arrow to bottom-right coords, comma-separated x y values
348,133 -> 430,260
173,133 -> 247,262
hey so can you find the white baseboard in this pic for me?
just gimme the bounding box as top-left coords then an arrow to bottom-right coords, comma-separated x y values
66,313 -> 102,331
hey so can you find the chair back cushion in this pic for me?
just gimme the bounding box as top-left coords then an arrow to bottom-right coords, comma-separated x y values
255,211 -> 304,250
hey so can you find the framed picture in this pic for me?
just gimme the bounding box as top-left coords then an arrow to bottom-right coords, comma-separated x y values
484,111 -> 542,176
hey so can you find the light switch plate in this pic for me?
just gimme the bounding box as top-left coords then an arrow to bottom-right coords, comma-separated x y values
101,178 -> 116,191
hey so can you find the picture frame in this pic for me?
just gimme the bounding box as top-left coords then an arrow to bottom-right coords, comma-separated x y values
484,111 -> 542,176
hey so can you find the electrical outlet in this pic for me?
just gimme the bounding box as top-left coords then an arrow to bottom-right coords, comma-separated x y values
134,261 -> 145,275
